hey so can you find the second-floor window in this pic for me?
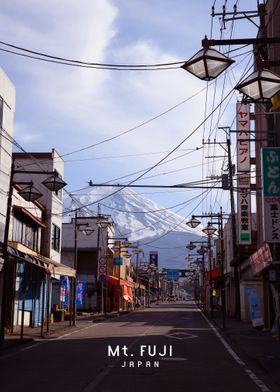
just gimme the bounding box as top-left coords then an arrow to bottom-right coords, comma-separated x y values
51,223 -> 61,252
12,217 -> 39,252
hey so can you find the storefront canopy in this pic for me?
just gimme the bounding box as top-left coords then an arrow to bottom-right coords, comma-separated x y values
108,275 -> 133,302
0,242 -> 76,278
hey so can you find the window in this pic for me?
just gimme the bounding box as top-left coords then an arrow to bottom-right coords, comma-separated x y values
51,223 -> 61,252
12,217 -> 39,252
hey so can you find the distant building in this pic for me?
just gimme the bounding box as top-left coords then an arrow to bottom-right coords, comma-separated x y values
61,216 -> 115,311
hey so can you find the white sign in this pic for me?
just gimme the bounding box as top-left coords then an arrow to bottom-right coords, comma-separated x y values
236,103 -> 250,172
237,174 -> 251,244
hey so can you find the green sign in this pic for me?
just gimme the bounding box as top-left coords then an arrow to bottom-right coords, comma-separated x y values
262,147 -> 280,197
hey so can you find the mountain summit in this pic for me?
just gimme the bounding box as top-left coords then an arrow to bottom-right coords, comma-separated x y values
64,186 -> 203,269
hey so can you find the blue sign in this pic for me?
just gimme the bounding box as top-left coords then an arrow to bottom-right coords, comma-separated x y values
166,269 -> 180,281
99,275 -> 107,283
245,286 -> 264,327
60,276 -> 70,306
76,281 -> 86,306
114,257 -> 123,266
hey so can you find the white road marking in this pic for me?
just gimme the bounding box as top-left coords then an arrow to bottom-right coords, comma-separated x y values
166,331 -> 198,340
198,308 -> 271,392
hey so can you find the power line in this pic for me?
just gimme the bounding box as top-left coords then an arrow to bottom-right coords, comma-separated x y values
0,39 -> 185,70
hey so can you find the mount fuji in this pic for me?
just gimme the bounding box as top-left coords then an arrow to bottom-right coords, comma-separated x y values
64,186 -> 204,269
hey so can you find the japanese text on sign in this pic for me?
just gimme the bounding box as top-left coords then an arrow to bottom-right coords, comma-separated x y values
237,174 -> 252,244
236,103 -> 250,172
262,148 -> 280,243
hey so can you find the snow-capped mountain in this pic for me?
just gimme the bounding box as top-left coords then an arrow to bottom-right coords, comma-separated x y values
64,186 -> 204,269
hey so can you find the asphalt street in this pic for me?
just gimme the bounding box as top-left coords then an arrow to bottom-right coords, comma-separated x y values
0,301 -> 278,392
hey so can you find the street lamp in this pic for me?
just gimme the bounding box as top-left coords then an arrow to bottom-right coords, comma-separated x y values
186,242 -> 196,251
186,216 -> 201,229
182,35 -> 280,101
235,69 -> 280,101
181,45 -> 234,81
17,183 -> 43,202
202,223 -> 217,236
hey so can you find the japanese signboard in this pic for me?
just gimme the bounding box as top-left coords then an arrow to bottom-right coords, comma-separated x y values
262,147 -> 280,242
250,243 -> 272,275
149,251 -> 158,267
237,174 -> 252,244
236,103 -> 250,172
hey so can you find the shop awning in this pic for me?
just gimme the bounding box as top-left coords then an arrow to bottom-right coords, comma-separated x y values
108,275 -> 134,302
0,242 -> 76,278
123,285 -> 133,302
108,275 -> 134,287
205,268 -> 221,282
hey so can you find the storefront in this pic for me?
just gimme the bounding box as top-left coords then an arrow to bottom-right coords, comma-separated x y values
107,275 -> 134,311
0,242 -> 75,332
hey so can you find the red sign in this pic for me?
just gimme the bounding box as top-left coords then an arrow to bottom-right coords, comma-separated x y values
250,243 -> 272,275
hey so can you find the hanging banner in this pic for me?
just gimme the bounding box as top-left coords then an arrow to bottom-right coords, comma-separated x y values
237,174 -> 252,244
236,103 -> 250,172
262,147 -> 280,242
60,276 -> 70,306
76,281 -> 86,306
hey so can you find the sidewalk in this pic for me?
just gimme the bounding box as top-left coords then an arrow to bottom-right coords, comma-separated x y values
0,310 -> 132,351
207,309 -> 280,390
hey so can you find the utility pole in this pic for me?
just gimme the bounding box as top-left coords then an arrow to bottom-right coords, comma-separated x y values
204,132 -> 240,318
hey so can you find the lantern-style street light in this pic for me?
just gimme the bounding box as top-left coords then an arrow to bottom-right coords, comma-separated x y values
186,216 -> 201,229
182,34 -> 280,101
202,223 -> 217,236
181,45 -> 234,81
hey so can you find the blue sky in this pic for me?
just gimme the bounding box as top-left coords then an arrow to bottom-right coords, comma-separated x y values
0,0 -> 258,217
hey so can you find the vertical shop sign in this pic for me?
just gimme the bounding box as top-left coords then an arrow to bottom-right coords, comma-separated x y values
149,251 -> 158,267
262,147 -> 280,242
236,103 -> 250,172
237,174 -> 252,244
236,103 -> 251,244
